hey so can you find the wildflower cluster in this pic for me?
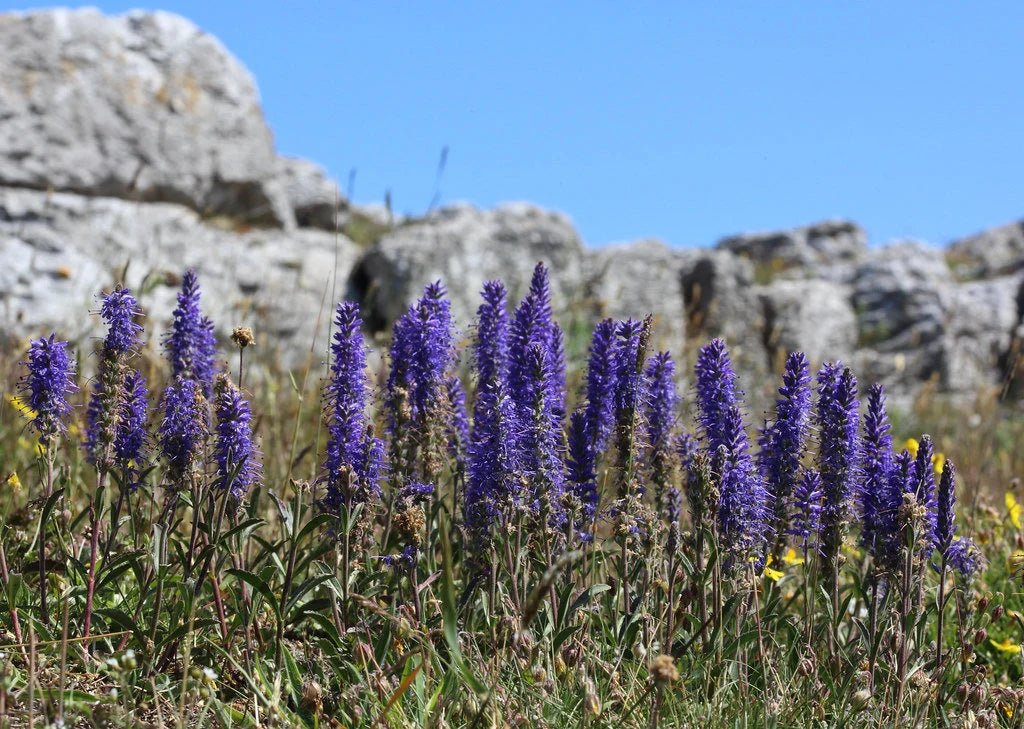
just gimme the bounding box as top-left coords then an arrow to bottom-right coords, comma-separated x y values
10,263 -> 1010,728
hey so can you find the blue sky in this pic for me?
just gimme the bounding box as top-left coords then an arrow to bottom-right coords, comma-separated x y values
9,2 -> 1023,248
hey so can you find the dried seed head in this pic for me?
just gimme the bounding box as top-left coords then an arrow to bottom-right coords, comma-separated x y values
231,326 -> 255,348
394,506 -> 426,542
584,679 -> 601,717
851,690 -> 871,711
650,654 -> 679,684
300,680 -> 323,716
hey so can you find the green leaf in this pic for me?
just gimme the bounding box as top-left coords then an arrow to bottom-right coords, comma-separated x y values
569,584 -> 611,616
226,568 -> 281,621
438,511 -> 488,697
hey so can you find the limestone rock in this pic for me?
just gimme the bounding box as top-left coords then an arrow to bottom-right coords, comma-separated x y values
0,187 -> 357,368
947,220 -> 1024,279
759,280 -> 858,369
277,157 -> 345,230
0,8 -> 290,225
679,250 -> 767,376
851,241 -> 952,393
944,274 -> 1024,394
716,219 -> 867,277
583,239 -> 688,353
349,202 -> 584,332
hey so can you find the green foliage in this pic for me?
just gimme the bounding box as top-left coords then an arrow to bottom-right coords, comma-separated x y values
0,341 -> 1023,729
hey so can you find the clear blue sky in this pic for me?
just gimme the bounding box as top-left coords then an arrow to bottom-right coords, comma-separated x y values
9,2 -> 1024,247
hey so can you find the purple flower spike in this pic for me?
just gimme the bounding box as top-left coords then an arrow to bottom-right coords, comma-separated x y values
323,301 -> 382,510
613,320 -> 645,432
815,362 -> 860,570
878,449 -> 917,571
99,286 -> 143,355
644,352 -> 677,456
85,286 -> 144,467
946,536 -> 983,577
528,262 -> 566,421
583,319 -> 617,453
790,469 -> 823,552
388,282 -> 455,430
912,434 -> 939,558
694,338 -> 739,453
644,351 -> 678,517
114,369 -> 150,487
567,409 -> 599,522
676,432 -> 698,471
757,351 -> 811,544
158,376 -> 208,483
509,292 -> 549,418
859,383 -> 894,562
693,339 -> 768,560
935,459 -> 957,554
474,281 -> 510,393
715,404 -> 770,561
165,270 -> 218,395
214,376 -> 261,497
466,381 -> 524,532
521,344 -> 566,527
19,335 -> 77,448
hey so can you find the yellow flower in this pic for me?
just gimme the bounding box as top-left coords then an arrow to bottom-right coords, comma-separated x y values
904,438 -> 919,458
933,453 -> 946,474
6,472 -> 20,491
763,567 -> 784,582
990,637 -> 1021,654
6,394 -> 38,420
841,543 -> 863,559
782,548 -> 804,566
1007,493 -> 1022,529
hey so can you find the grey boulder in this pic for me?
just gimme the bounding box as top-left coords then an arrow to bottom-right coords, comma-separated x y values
0,8 -> 290,226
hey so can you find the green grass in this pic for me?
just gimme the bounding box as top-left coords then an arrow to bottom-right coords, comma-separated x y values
0,332 -> 1023,729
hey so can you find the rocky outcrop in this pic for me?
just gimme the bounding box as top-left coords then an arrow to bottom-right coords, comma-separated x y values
0,187 -> 356,366
0,6 -> 1022,405
277,157 -> 345,231
0,8 -> 296,226
717,220 -> 867,274
583,239 -> 689,353
947,220 -> 1024,279
348,203 -> 585,332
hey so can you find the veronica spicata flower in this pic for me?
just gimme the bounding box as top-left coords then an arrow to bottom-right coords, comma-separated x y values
85,287 -> 143,469
757,351 -> 811,550
213,375 -> 261,497
19,335 -> 77,448
694,339 -> 768,561
323,301 -> 383,510
158,376 -> 208,484
113,369 -> 150,488
815,363 -> 859,575
164,270 -> 217,395
859,383 -> 894,565
644,351 -> 678,517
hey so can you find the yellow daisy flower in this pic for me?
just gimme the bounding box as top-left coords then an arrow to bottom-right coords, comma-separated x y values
990,637 -> 1021,654
782,548 -> 805,566
1007,493 -> 1022,529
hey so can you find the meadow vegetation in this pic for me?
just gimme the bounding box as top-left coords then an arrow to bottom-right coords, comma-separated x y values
0,264 -> 1023,728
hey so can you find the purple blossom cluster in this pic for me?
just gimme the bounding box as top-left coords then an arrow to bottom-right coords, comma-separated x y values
17,264 -> 982,583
